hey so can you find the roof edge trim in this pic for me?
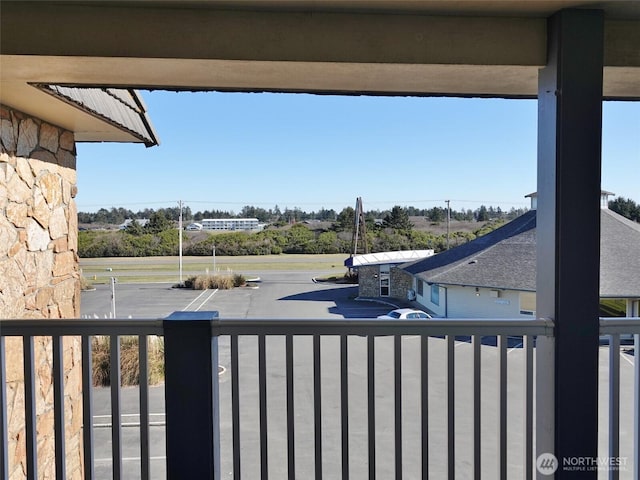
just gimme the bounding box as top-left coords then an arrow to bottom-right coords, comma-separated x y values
32,84 -> 160,147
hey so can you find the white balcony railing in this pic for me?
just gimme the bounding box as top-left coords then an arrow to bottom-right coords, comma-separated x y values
0,316 -> 638,479
599,318 -> 640,480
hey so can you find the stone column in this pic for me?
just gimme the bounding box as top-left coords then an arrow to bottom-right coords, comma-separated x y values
1,105 -> 83,479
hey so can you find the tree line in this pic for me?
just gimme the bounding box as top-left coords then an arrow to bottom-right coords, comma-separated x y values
78,204 -> 506,258
76,197 -> 638,258
78,203 -> 530,226
609,196 -> 640,222
78,218 -> 504,258
78,197 -> 638,227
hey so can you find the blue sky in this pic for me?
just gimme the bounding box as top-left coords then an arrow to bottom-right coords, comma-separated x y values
76,91 -> 639,214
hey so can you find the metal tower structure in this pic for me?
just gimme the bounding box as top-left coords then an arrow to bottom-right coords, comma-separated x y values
351,197 -> 368,257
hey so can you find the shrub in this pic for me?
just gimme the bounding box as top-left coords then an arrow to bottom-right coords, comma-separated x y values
91,336 -> 164,387
92,336 -> 111,386
211,275 -> 235,289
189,274 -> 237,290
343,271 -> 359,283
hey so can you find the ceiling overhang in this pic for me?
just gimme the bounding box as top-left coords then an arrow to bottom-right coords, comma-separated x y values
1,1 -> 639,143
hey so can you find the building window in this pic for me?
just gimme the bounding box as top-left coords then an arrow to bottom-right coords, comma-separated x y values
520,292 -> 536,315
379,264 -> 390,297
431,284 -> 440,306
417,280 -> 424,296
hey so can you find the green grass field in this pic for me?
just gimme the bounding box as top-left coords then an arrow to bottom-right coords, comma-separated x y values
80,253 -> 350,283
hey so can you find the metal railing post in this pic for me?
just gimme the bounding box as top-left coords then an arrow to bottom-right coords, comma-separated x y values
635,333 -> 640,480
608,334 -> 620,480
164,311 -> 220,480
81,334 -> 95,480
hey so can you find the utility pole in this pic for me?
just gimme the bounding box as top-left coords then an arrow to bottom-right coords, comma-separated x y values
445,200 -> 451,250
212,244 -> 216,273
178,200 -> 183,285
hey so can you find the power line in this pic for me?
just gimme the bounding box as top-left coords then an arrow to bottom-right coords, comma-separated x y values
76,192 -> 537,217
78,198 -> 530,210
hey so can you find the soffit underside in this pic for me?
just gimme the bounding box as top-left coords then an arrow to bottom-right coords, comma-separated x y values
1,2 -> 639,141
3,57 -> 638,143
23,1 -> 640,19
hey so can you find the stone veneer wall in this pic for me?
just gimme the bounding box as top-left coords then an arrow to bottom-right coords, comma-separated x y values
1,105 -> 83,479
389,267 -> 414,300
357,264 -> 414,301
357,265 -> 380,297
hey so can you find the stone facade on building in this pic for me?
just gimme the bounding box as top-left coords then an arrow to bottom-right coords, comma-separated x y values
1,105 -> 83,479
357,265 -> 380,297
356,263 -> 415,301
389,267 -> 414,300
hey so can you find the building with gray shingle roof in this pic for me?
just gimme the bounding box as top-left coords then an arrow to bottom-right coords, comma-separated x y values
394,195 -> 640,318
403,210 -> 537,293
600,207 -> 640,298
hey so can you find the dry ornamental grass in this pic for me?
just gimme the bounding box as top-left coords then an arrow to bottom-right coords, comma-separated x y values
186,273 -> 246,290
92,336 -> 165,387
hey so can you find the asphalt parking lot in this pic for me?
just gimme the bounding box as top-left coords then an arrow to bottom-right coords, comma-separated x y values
81,271 -> 393,320
82,275 -> 637,480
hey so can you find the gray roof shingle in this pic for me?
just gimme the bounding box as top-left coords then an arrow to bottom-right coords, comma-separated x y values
402,209 -> 640,298
600,208 -> 640,297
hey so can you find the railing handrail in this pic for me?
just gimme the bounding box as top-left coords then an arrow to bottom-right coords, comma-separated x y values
0,318 -> 164,336
0,317 -> 555,337
0,314 -> 640,336
211,317 -> 555,336
600,317 -> 640,334
4,316 -> 640,337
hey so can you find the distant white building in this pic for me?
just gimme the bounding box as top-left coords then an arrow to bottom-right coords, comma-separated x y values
200,218 -> 260,231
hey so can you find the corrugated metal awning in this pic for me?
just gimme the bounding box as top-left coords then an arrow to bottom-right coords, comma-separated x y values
35,85 -> 159,147
345,250 -> 434,268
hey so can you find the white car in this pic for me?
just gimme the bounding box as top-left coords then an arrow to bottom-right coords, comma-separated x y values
377,308 -> 432,320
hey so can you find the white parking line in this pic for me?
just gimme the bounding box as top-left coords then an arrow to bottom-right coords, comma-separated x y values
93,413 -> 166,427
93,422 -> 166,428
93,413 -> 165,419
508,342 -> 523,354
181,288 -> 218,311
94,456 -> 166,463
195,289 -> 218,311
181,289 -> 211,311
620,350 -> 635,367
